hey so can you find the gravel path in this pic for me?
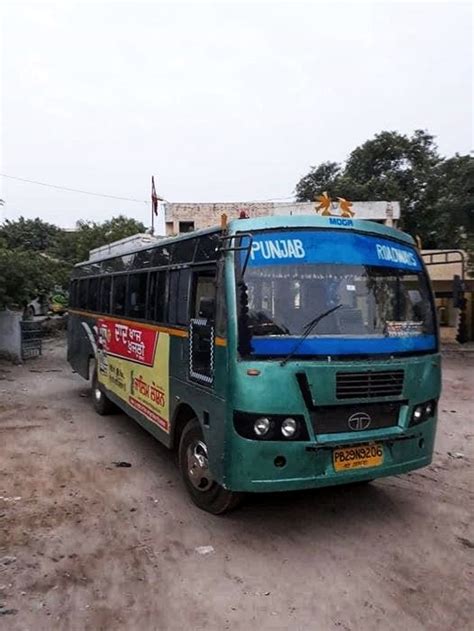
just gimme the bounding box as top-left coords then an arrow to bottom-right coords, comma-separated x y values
0,338 -> 473,630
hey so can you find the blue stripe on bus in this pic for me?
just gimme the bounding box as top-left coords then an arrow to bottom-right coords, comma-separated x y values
250,335 -> 437,356
243,230 -> 422,271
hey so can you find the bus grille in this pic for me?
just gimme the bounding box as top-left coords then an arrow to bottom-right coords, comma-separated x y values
312,402 -> 401,434
336,370 -> 404,400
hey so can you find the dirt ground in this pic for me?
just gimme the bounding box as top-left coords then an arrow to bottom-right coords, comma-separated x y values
0,338 -> 473,631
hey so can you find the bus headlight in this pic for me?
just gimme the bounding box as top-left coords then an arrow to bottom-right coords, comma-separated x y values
254,417 -> 271,437
411,400 -> 437,426
234,412 -> 309,440
281,418 -> 297,438
424,401 -> 434,417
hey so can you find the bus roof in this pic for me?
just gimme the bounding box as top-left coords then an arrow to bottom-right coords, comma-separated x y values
75,215 -> 414,267
227,215 -> 415,246
75,225 -> 221,267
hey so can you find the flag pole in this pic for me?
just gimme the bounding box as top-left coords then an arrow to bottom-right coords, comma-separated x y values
151,175 -> 163,236
151,175 -> 156,235
150,175 -> 155,235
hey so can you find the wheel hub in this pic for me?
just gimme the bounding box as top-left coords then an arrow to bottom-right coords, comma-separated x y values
186,440 -> 213,492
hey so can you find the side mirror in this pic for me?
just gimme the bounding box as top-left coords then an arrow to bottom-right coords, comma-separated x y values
198,297 -> 215,320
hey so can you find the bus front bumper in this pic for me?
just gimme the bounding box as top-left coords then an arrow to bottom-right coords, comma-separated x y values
224,419 -> 436,493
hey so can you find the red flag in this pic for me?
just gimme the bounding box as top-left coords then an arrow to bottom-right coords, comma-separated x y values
151,176 -> 159,216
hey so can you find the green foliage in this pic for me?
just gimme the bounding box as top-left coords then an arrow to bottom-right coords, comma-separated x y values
295,130 -> 473,253
0,217 -> 61,251
295,162 -> 342,201
72,215 -> 147,263
0,214 -> 147,309
0,248 -> 70,309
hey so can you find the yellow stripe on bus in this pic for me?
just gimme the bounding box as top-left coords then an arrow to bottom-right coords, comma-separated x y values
68,309 -> 188,338
69,308 -> 228,346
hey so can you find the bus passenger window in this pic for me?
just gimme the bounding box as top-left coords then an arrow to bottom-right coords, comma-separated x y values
147,271 -> 157,321
168,271 -> 179,324
128,273 -> 148,320
148,271 -> 167,322
194,272 -> 216,320
168,270 -> 191,325
88,278 -> 99,312
215,264 -> 226,337
69,280 -> 77,308
78,279 -> 88,310
177,270 -> 191,324
112,275 -> 127,316
100,276 -> 111,314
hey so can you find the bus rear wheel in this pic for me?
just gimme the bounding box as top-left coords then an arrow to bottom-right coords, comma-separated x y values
178,419 -> 242,515
91,364 -> 115,415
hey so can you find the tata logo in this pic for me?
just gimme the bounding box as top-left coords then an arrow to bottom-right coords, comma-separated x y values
329,217 -> 353,227
347,412 -> 371,431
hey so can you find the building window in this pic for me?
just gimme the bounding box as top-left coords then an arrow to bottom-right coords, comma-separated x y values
179,221 -> 195,234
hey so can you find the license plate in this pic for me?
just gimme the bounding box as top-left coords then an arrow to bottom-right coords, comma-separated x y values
333,443 -> 384,472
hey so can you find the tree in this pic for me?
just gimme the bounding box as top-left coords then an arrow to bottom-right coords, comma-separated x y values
0,217 -> 61,251
427,154 -> 474,249
295,162 -> 342,201
73,215 -> 147,263
0,217 -> 73,308
0,214 -> 147,309
0,247 -> 69,309
295,130 -> 473,252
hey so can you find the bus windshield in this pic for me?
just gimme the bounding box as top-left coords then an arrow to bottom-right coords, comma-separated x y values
244,264 -> 434,337
237,229 -> 436,356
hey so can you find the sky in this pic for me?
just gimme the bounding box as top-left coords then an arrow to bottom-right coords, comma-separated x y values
0,0 -> 472,231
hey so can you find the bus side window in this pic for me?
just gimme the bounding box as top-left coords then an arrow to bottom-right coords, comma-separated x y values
168,269 -> 191,325
69,280 -> 77,308
78,279 -> 88,310
177,270 -> 191,324
193,271 -> 216,320
100,276 -> 111,314
147,271 -> 157,321
88,278 -> 99,312
148,271 -> 167,322
112,275 -> 127,316
168,271 -> 179,324
127,272 -> 148,319
215,263 -> 226,337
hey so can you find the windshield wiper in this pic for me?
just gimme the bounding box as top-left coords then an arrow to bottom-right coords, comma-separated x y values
280,304 -> 343,366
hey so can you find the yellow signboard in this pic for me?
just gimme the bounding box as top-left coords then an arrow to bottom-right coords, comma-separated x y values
96,318 -> 170,432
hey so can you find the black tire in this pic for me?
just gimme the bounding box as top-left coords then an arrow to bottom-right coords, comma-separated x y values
178,418 -> 242,514
91,365 -> 115,415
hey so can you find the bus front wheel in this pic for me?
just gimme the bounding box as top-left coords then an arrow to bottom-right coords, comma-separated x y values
91,365 -> 115,415
178,419 -> 242,515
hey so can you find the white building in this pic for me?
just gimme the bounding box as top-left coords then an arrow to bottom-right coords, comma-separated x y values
163,200 -> 400,236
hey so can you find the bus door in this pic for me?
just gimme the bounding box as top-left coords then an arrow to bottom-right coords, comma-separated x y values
189,270 -> 216,385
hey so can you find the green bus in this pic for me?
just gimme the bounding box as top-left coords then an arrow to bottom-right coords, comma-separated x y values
67,215 -> 441,513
